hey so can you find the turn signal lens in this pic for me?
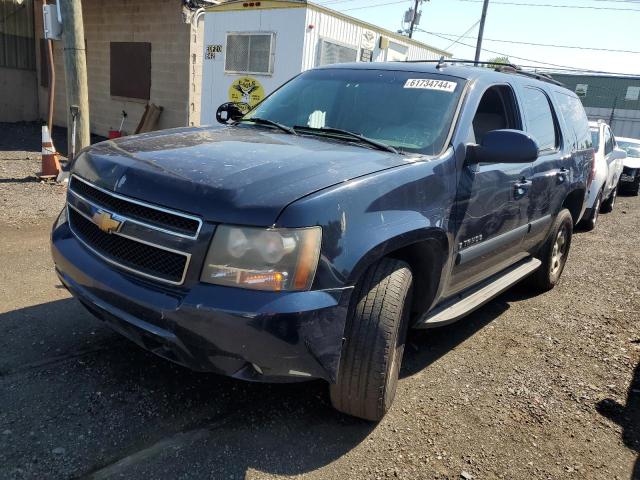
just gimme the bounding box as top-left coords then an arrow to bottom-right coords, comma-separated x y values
200,226 -> 322,291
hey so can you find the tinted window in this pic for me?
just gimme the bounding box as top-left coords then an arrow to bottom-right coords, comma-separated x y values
521,88 -> 557,151
555,92 -> 592,151
247,69 -> 465,155
604,127 -> 613,154
590,128 -> 600,151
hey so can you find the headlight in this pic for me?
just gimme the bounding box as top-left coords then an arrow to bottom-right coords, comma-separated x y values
200,225 -> 322,291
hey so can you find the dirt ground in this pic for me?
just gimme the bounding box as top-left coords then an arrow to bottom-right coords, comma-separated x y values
1,123 -> 639,480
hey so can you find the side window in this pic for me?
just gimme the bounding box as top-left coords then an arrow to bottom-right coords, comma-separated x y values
521,87 -> 558,152
554,92 -> 592,151
470,85 -> 521,144
604,127 -> 613,154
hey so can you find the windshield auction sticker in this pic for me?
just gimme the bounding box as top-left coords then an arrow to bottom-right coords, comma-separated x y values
404,79 -> 457,92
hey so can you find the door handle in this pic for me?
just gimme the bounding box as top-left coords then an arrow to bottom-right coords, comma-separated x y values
513,179 -> 531,199
557,168 -> 569,183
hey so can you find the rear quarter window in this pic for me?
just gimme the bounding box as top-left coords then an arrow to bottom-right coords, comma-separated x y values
554,92 -> 592,151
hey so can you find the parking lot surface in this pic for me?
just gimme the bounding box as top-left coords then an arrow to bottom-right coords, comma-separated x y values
1,130 -> 639,479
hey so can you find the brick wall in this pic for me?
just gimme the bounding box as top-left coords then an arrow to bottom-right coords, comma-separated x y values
35,0 -> 199,138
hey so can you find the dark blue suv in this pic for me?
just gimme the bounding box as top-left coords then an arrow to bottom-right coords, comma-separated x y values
52,61 -> 593,421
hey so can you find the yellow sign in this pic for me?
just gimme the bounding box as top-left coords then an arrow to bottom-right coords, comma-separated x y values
228,76 -> 265,111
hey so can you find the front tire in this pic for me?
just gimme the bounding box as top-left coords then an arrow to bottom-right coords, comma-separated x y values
528,208 -> 573,292
601,184 -> 618,213
330,258 -> 413,421
625,177 -> 640,197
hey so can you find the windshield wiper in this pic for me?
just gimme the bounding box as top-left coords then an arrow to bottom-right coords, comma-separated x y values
238,117 -> 297,135
293,126 -> 398,154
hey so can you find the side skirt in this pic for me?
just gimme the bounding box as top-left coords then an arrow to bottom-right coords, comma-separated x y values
414,257 -> 542,329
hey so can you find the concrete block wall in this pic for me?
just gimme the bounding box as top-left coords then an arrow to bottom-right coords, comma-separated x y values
35,0 -> 195,138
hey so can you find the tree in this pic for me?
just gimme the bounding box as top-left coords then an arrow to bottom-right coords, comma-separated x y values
485,56 -> 512,67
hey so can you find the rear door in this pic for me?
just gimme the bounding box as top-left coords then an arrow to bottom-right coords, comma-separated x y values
516,86 -> 565,250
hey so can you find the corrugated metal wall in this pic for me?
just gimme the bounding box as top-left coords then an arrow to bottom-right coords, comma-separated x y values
551,73 -> 640,139
0,0 -> 36,70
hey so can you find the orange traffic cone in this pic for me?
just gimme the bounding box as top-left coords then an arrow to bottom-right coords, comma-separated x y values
41,125 -> 61,178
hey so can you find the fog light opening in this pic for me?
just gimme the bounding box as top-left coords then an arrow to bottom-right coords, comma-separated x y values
252,363 -> 264,375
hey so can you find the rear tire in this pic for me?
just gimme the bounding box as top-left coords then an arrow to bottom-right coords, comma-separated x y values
527,208 -> 573,292
330,258 -> 413,422
626,177 -> 640,197
601,185 -> 617,213
579,192 -> 601,231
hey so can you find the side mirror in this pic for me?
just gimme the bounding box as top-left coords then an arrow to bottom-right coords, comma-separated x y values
467,129 -> 539,164
216,102 -> 249,124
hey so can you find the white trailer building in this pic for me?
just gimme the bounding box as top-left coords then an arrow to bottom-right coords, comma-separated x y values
200,0 -> 450,124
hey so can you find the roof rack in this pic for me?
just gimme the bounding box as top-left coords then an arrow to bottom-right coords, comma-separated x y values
402,58 -> 565,87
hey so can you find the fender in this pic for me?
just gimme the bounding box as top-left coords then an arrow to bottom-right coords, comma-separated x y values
276,151 -> 458,296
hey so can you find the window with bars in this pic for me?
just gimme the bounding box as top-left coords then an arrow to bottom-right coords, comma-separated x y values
0,0 -> 36,70
317,39 -> 358,67
225,33 -> 274,75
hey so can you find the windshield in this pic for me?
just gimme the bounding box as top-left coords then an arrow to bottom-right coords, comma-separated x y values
245,69 -> 465,155
590,128 -> 600,151
617,140 -> 640,158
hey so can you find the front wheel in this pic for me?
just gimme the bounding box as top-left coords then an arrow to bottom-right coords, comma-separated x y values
330,258 -> 413,421
527,208 -> 573,292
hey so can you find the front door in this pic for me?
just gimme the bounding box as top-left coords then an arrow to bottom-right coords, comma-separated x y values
448,84 -> 532,294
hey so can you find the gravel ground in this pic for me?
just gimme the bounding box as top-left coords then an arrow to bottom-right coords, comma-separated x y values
1,126 -> 639,479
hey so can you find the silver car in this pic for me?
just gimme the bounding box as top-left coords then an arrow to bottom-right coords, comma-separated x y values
581,121 -> 626,230
616,136 -> 640,196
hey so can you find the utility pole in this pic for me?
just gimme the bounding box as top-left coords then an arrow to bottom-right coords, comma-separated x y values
59,0 -> 90,159
474,0 -> 490,65
408,0 -> 421,39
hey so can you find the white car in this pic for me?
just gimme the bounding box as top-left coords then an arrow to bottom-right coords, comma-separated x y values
616,136 -> 640,196
581,121 -> 626,230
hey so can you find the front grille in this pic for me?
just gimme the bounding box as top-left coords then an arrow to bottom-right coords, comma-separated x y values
69,176 -> 200,237
68,208 -> 188,284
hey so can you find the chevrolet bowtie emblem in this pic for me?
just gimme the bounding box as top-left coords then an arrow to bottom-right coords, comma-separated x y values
92,210 -> 123,234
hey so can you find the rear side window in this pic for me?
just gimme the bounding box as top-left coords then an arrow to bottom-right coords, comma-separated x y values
521,87 -> 558,152
604,127 -> 613,154
590,128 -> 600,151
555,92 -> 592,151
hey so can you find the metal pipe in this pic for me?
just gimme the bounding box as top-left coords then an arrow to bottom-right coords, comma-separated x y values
43,0 -> 56,134
186,7 -> 205,126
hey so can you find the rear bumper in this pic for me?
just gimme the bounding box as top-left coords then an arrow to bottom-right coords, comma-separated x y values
52,216 -> 352,383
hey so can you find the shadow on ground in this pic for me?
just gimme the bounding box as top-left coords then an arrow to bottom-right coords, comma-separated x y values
597,357 -> 640,480
0,284 -> 531,479
0,121 -> 105,157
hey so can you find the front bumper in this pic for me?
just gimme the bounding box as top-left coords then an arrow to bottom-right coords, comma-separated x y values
620,167 -> 637,185
52,218 -> 352,383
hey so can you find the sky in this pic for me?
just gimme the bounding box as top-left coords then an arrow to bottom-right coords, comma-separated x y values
314,0 -> 640,75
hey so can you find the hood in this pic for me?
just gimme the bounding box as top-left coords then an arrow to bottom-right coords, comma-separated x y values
624,156 -> 640,169
72,126 -> 411,225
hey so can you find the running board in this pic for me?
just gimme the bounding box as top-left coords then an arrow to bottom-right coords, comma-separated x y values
415,257 -> 542,329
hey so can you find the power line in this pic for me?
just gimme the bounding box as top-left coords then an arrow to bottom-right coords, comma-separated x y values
443,21 -> 480,50
456,0 -> 640,11
419,30 -> 640,74
341,0 -> 412,11
422,30 -> 640,54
